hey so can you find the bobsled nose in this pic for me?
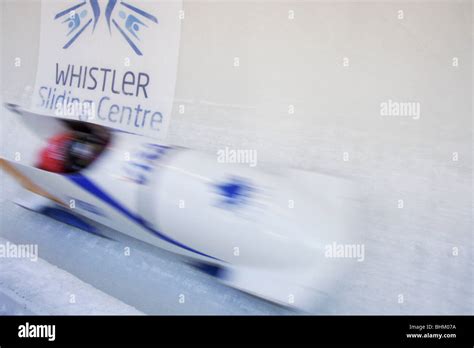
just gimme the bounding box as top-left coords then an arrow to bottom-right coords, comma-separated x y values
232,169 -> 363,309
267,169 -> 362,248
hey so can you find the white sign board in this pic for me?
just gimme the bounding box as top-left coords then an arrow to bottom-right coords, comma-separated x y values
32,0 -> 182,139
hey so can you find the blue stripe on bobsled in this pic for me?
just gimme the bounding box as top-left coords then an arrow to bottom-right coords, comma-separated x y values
67,174 -> 220,261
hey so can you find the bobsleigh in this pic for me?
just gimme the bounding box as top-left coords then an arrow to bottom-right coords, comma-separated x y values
1,103 -> 361,311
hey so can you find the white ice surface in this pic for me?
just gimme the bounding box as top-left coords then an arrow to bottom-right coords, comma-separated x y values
0,236 -> 142,315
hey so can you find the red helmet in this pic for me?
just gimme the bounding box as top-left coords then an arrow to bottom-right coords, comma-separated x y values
37,132 -> 73,173
38,131 -> 104,173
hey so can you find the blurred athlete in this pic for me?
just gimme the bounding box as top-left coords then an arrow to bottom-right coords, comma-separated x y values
37,130 -> 107,173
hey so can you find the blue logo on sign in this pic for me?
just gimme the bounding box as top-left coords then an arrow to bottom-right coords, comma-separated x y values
54,1 -> 158,56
